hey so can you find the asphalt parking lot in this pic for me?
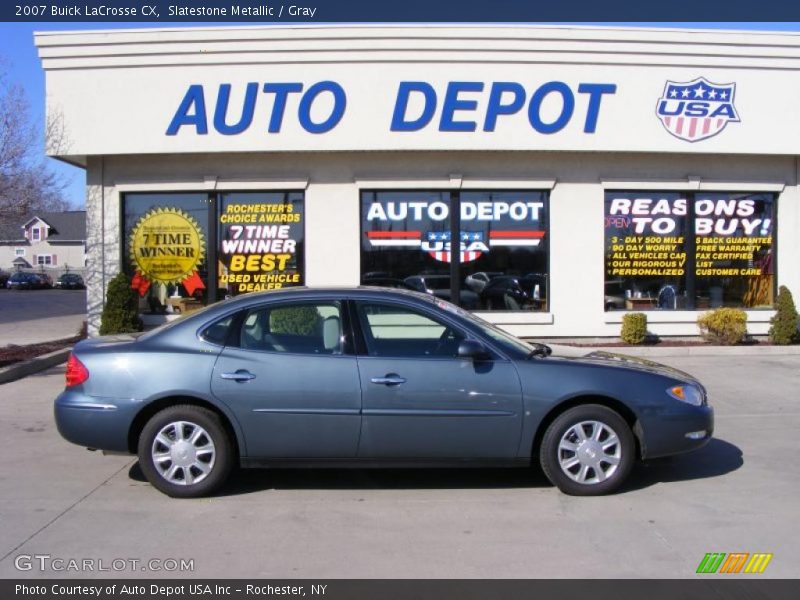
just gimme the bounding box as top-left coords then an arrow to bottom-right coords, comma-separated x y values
0,288 -> 86,325
0,354 -> 797,579
0,289 -> 87,345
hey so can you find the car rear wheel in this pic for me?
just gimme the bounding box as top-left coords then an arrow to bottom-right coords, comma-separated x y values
540,404 -> 635,496
137,405 -> 234,498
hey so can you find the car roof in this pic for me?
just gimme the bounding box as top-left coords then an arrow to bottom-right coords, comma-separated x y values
149,286 -> 441,338
224,285 -> 436,304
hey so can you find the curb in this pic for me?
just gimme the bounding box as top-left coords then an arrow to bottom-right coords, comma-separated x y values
549,344 -> 800,358
0,348 -> 71,385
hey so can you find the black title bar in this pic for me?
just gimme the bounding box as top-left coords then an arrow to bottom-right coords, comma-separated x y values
4,0 -> 800,22
4,580 -> 800,600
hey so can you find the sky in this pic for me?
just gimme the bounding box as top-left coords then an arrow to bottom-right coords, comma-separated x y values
2,21 -> 800,210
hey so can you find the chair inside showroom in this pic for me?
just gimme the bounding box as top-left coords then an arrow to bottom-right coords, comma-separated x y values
503,294 -> 521,311
658,285 -> 677,310
322,316 -> 342,354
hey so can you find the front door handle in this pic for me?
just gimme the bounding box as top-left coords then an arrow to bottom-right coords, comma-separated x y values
370,374 -> 406,386
220,370 -> 256,382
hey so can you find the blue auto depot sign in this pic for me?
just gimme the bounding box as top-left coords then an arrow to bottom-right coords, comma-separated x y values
165,80 -> 618,136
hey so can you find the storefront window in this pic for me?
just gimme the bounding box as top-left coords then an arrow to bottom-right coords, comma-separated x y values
360,190 -> 549,311
604,191 -> 776,310
123,191 -> 305,315
694,192 -> 775,309
217,192 -> 304,296
123,192 -> 211,313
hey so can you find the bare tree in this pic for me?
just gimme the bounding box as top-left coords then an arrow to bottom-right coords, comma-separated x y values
0,64 -> 70,227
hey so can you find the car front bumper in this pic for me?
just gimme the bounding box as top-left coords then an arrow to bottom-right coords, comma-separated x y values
638,403 -> 714,459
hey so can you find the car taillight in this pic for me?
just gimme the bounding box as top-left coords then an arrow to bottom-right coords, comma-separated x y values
65,353 -> 89,387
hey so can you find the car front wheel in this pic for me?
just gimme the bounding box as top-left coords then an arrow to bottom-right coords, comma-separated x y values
540,404 -> 635,496
137,405 -> 234,498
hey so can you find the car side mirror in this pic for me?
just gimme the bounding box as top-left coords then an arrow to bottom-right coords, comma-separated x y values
457,339 -> 491,361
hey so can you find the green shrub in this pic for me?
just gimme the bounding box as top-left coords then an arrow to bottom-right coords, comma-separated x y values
769,286 -> 799,345
621,313 -> 648,344
270,306 -> 321,336
99,272 -> 142,335
697,308 -> 747,345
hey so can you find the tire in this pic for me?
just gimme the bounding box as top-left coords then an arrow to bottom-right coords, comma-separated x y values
540,404 -> 635,496
137,405 -> 234,498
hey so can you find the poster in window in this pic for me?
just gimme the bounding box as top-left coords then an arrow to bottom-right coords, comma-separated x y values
217,192 -> 304,295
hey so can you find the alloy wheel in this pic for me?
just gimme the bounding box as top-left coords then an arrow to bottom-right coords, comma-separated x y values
151,421 -> 216,486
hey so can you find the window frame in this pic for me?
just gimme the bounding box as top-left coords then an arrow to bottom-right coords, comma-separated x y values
603,190 -> 778,312
227,300 -> 353,357
353,299 -> 478,360
359,188 -> 551,313
122,189 -> 306,307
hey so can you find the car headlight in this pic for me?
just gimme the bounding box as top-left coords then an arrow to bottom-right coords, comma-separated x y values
667,384 -> 704,406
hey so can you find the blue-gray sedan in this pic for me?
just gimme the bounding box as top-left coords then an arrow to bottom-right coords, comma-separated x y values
55,287 -> 713,497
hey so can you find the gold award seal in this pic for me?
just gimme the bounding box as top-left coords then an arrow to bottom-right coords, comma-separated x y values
128,207 -> 205,285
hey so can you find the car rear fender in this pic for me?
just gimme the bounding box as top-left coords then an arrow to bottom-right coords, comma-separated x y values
126,393 -> 248,458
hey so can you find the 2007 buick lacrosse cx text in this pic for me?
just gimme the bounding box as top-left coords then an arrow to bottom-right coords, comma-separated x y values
54,287 -> 713,498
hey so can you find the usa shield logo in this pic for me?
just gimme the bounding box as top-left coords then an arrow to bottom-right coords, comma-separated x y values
656,77 -> 740,142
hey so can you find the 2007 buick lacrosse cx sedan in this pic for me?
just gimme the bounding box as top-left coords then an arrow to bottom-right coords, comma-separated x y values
54,287 -> 713,497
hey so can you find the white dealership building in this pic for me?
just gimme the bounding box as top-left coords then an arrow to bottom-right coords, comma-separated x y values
36,25 -> 800,337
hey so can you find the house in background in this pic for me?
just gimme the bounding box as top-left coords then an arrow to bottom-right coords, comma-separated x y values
0,211 -> 87,275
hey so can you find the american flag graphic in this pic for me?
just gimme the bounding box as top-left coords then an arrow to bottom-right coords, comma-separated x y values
656,77 -> 739,143
366,230 -> 545,263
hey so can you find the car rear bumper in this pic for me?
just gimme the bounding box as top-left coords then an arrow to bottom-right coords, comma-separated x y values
639,403 -> 714,459
54,390 -> 136,453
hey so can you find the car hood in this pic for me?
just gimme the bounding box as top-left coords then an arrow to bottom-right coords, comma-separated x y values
555,350 -> 700,384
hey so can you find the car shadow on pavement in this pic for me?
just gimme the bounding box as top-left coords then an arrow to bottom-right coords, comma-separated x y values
223,466 -> 551,495
128,462 -> 550,494
622,437 -> 743,492
127,437 -> 742,496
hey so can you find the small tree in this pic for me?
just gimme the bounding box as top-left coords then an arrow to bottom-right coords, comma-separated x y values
99,272 -> 142,335
0,65 -> 70,226
621,313 -> 647,344
769,286 -> 799,345
697,308 -> 747,345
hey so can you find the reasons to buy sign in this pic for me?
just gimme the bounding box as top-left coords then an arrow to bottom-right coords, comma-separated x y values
605,194 -> 773,279
128,207 -> 206,296
218,199 -> 303,293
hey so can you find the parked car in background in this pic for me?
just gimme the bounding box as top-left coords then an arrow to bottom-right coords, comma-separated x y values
55,287 -> 713,499
55,273 -> 85,289
0,270 -> 9,287
361,276 -> 416,291
404,274 -> 479,309
6,272 -> 48,290
479,274 -> 547,310
464,271 -> 504,293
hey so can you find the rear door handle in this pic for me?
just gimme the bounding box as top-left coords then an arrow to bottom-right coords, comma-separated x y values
220,370 -> 256,382
370,374 -> 406,386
